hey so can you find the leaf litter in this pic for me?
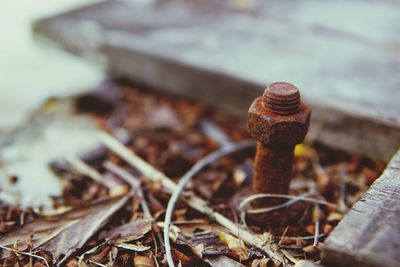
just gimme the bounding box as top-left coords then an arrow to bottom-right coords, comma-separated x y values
0,80 -> 385,266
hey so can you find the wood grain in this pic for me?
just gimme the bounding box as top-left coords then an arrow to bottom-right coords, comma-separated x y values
322,149 -> 400,267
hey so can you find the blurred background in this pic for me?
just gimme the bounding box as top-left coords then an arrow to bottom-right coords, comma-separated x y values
0,0 -> 102,130
0,0 -> 104,207
1,0 -> 400,132
0,0 -> 399,208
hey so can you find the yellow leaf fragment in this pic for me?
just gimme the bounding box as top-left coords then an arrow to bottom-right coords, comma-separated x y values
327,212 -> 343,222
219,232 -> 249,261
294,144 -> 309,157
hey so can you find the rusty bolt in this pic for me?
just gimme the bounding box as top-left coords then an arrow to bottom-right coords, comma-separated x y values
248,82 -> 311,206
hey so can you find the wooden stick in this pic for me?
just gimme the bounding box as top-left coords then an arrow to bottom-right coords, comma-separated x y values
67,156 -> 113,189
103,161 -> 152,220
103,160 -> 166,262
98,131 -> 278,260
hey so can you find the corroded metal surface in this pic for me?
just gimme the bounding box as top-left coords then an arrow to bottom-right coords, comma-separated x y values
248,83 -> 311,206
252,142 -> 294,201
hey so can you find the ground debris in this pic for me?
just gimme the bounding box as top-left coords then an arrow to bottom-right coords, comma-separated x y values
0,83 -> 384,266
0,195 -> 129,265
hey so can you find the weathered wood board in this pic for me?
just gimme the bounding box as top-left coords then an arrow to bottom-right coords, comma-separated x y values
322,148 -> 400,267
32,0 -> 400,162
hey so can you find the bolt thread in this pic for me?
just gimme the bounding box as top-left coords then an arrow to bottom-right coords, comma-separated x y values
263,82 -> 301,115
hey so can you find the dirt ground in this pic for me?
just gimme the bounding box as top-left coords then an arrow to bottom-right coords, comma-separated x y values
0,81 -> 384,266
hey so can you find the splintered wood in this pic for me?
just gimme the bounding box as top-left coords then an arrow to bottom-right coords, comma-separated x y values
323,149 -> 400,267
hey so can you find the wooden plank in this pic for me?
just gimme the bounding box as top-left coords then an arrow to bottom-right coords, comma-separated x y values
322,148 -> 400,267
32,0 -> 400,161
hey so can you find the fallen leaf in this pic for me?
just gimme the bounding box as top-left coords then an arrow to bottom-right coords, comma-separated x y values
323,224 -> 333,235
0,195 -> 129,263
106,218 -> 152,242
171,248 -> 191,266
251,258 -> 272,267
302,245 -> 317,254
327,212 -> 343,222
89,245 -> 111,263
219,232 -> 249,261
134,255 -> 156,267
157,222 -> 181,242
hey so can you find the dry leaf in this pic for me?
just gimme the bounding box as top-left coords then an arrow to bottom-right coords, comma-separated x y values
0,196 -> 129,263
134,255 -> 156,267
219,232 -> 249,261
302,245 -> 317,254
327,212 -> 343,222
157,222 -> 181,242
251,258 -> 272,267
106,218 -> 152,242
89,245 -> 111,263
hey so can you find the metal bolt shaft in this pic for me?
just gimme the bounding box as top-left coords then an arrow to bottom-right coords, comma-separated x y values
248,82 -> 311,207
253,142 -> 294,203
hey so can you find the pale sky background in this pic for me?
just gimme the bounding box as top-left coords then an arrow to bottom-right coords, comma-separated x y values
0,0 -> 103,130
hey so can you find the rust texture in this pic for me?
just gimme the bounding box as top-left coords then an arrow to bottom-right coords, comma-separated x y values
248,82 -> 311,207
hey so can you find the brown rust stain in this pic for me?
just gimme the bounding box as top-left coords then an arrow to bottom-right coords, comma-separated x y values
248,82 -> 311,207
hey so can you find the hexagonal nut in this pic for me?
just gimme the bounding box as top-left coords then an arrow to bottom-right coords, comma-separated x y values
248,97 -> 311,147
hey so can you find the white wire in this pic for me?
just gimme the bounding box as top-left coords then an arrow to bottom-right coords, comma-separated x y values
163,141 -> 254,267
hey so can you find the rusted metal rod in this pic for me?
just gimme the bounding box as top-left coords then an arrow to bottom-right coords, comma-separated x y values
248,82 -> 311,206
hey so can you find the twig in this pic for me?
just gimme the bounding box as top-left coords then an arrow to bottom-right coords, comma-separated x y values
313,208 -> 320,248
170,220 -> 208,225
240,193 -> 336,214
200,119 -> 232,147
67,156 -> 114,189
153,254 -> 160,267
98,132 -> 177,192
103,161 -> 152,219
279,226 -> 289,246
277,234 -> 326,240
104,160 -> 165,260
0,245 -> 50,267
103,161 -> 141,188
281,249 -> 299,265
78,241 -> 107,266
97,132 -> 281,263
